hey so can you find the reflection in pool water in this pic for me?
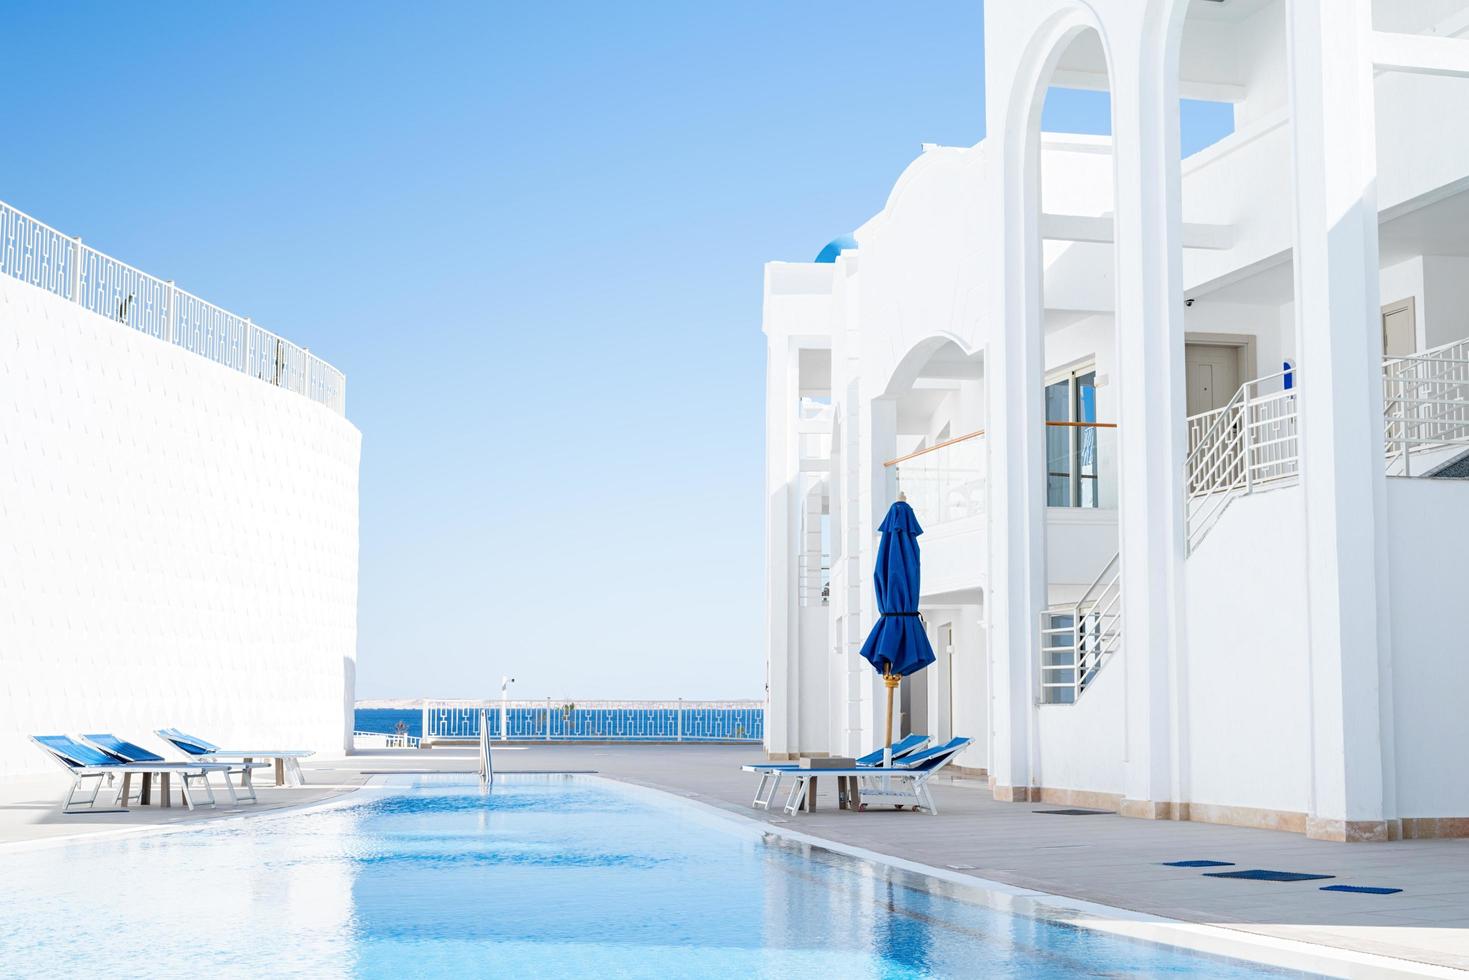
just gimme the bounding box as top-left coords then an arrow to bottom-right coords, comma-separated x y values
0,775 -> 1315,978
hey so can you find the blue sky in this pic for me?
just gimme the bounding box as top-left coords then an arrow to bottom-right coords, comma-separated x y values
4,3 -> 1227,701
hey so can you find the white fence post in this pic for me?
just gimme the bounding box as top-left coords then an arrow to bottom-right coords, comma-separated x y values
1240,387 -> 1255,493
421,702 -> 431,747
70,236 -> 83,304
164,281 -> 176,344
676,698 -> 683,742
546,698 -> 552,741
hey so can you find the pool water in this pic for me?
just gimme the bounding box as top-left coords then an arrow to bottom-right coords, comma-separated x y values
0,776 -> 1314,978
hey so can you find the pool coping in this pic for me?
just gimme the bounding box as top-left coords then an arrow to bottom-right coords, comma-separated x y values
5,771 -> 1463,979
590,774 -> 1467,980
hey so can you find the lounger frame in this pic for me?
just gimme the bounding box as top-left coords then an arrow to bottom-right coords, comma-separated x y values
156,729 -> 312,788
743,734 -> 932,810
778,738 -> 972,817
30,737 -> 225,814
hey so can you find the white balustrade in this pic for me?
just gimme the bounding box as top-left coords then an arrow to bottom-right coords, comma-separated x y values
420,700 -> 764,743
0,198 -> 345,416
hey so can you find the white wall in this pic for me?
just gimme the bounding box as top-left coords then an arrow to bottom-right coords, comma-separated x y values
1185,488 -> 1311,816
1386,478 -> 1469,818
1036,659 -> 1125,797
1421,255 -> 1469,348
0,275 -> 361,778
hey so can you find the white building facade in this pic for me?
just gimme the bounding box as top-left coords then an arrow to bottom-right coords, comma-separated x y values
0,201 -> 361,779
763,0 -> 1469,841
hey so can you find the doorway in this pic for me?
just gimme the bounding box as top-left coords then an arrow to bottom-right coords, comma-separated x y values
1185,342 -> 1247,416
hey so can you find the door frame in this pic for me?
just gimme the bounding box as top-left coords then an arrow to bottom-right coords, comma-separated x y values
1184,332 -> 1258,402
1381,297 -> 1417,357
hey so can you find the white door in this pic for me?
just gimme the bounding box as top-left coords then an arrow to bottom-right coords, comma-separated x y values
1382,299 -> 1416,357
1185,344 -> 1242,417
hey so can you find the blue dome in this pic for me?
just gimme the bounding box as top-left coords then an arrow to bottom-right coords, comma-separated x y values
814,235 -> 858,264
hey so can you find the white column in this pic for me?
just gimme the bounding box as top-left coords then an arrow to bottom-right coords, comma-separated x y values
1109,42 -> 1189,819
762,338 -> 799,758
840,378 -> 868,757
987,120 -> 1047,801
1287,0 -> 1395,841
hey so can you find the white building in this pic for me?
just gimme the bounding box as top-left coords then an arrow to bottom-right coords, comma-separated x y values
0,201 -> 361,778
763,0 -> 1469,842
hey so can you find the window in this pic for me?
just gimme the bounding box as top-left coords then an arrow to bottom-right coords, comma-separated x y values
1045,368 -> 1099,508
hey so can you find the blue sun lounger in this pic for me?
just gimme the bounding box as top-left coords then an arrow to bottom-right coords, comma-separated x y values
84,733 -> 268,805
30,735 -> 230,814
779,736 -> 973,817
742,733 -> 931,810
157,728 -> 314,788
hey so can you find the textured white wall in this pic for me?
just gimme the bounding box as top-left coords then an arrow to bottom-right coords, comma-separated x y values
0,275 -> 361,778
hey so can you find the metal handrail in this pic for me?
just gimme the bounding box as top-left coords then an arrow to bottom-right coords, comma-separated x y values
883,428 -> 985,468
1039,551 -> 1122,704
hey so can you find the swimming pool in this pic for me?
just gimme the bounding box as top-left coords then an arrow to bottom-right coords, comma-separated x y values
0,775 -> 1315,978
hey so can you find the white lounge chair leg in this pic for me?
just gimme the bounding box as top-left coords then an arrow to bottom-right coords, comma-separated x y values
287,757 -> 305,787
220,770 -> 241,805
751,771 -> 771,809
783,775 -> 808,816
235,769 -> 258,804
190,772 -> 216,808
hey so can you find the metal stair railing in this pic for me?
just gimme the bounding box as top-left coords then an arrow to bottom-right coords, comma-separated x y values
1039,552 -> 1121,704
1383,337 -> 1469,476
1185,370 -> 1298,553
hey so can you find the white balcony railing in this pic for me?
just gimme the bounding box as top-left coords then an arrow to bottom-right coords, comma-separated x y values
0,198 -> 346,416
420,699 -> 764,743
1384,337 -> 1469,475
887,428 -> 986,528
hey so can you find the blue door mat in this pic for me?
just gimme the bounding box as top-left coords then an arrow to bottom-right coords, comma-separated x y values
1162,860 -> 1235,868
1321,885 -> 1402,895
1204,869 -> 1335,882
1034,809 -> 1111,816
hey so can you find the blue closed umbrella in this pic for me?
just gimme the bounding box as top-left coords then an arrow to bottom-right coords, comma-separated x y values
858,498 -> 936,765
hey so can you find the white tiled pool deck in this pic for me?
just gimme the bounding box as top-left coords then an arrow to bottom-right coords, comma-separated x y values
4,744 -> 1466,974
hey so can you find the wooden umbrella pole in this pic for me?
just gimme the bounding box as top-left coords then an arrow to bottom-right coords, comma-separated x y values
883,668 -> 900,769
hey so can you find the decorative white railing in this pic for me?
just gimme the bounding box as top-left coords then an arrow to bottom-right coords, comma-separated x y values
1383,337 -> 1469,476
1039,552 -> 1121,704
420,700 -> 764,743
886,429 -> 986,528
0,198 -> 345,416
352,730 -> 421,749
1184,370 -> 1298,552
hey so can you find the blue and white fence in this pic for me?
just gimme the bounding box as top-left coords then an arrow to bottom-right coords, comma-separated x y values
421,700 -> 764,744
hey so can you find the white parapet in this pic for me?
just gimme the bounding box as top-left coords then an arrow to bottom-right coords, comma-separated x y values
0,272 -> 362,778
